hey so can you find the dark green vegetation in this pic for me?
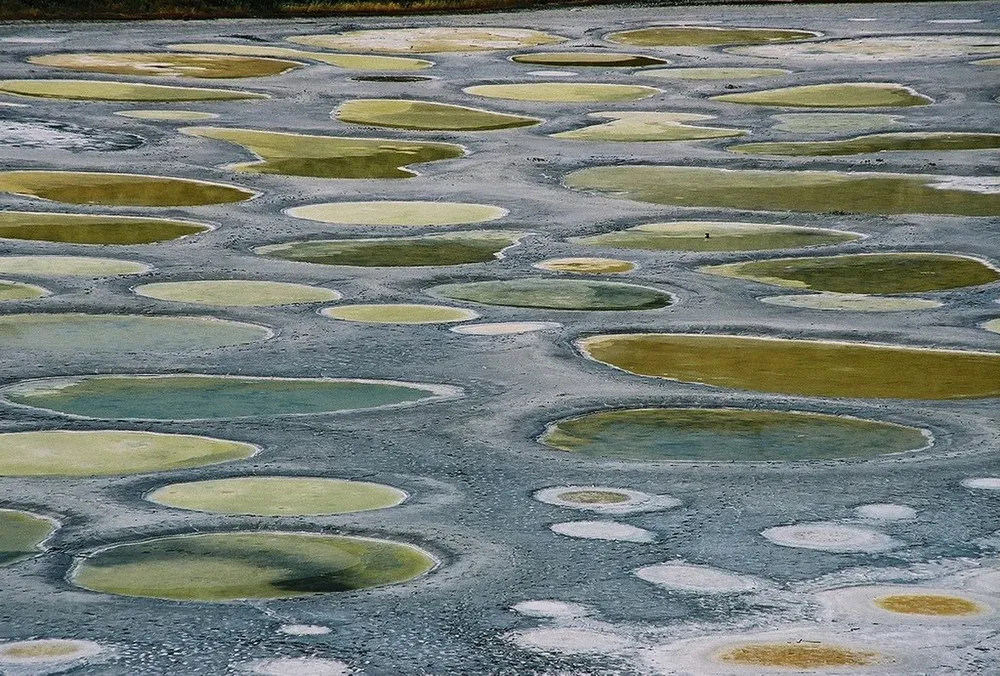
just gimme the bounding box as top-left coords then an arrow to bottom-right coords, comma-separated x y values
0,510 -> 57,566
0,212 -> 211,244
541,408 -> 929,461
3,375 -> 450,420
730,132 -> 1000,157
431,278 -> 672,310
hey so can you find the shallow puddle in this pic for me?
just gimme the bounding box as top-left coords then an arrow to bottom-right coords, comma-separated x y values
286,200 -> 507,227
702,253 -> 999,294
0,211 -> 211,244
732,131 -> 1000,156
605,25 -> 819,47
287,27 -> 565,53
168,43 -> 433,70
534,257 -> 634,274
29,52 -> 300,78
115,109 -> 219,121
3,374 -> 453,420
0,255 -> 150,277
716,643 -> 881,668
770,112 -> 902,134
730,34 -> 1000,61
134,280 -> 339,306
256,231 -> 524,267
336,99 -> 540,131
564,166 -> 1000,216
0,279 -> 49,301
147,477 -> 406,516
760,293 -> 942,312
71,531 -> 436,600
0,509 -> 57,565
874,594 -> 984,616
511,52 -> 668,67
0,116 -> 143,151
540,408 -> 927,461
0,79 -> 267,102
553,112 -> 745,142
578,333 -> 1000,399
181,127 -> 464,178
571,221 -> 860,251
713,82 -> 931,107
464,82 -> 659,103
642,67 -> 789,80
0,313 -> 270,355
431,278 -> 672,310
0,171 -> 255,206
322,304 -> 477,324
0,430 -> 255,476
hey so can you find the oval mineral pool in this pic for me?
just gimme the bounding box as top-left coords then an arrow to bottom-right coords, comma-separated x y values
760,293 -> 943,312
0,509 -> 58,566
0,255 -> 150,277
0,313 -> 270,355
0,172 -> 255,207
0,279 -> 49,301
540,408 -> 928,461
256,232 -> 525,267
167,43 -> 434,71
642,67 -> 790,80
552,112 -> 745,142
762,522 -> 900,552
534,257 -> 635,274
0,430 -> 256,477
0,211 -> 212,244
713,82 -> 931,108
288,27 -> 565,53
464,82 -> 659,103
71,531 -> 437,600
0,639 -> 102,665
571,221 -> 861,252
147,477 -> 406,515
321,304 -> 477,324
286,201 -> 507,227
874,593 -> 986,616
28,52 -> 300,78
0,117 -> 143,152
2,374 -> 458,421
770,113 -> 902,134
730,131 -> 1000,156
336,99 -> 540,131
512,52 -> 668,67
115,110 -> 219,121
0,79 -> 268,102
133,280 -> 340,306
730,34 -> 1000,62
431,278 -> 672,310
450,321 -> 560,335
702,253 -> 1000,294
577,333 -> 1000,399
606,25 -> 818,47
716,642 -> 883,668
985,319 -> 1000,335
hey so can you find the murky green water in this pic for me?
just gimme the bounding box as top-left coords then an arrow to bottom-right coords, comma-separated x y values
464,83 -> 659,103
0,211 -> 211,244
0,172 -> 255,206
28,52 -> 300,78
432,278 -> 672,310
512,52 -> 668,67
336,99 -> 539,131
541,408 -> 928,461
0,280 -> 48,301
553,112 -> 745,142
0,79 -> 267,102
605,26 -> 818,47
579,333 -> 1000,399
571,221 -> 860,252
133,280 -> 339,306
713,83 -> 930,108
730,132 -> 1000,156
72,532 -> 436,600
0,509 -> 57,565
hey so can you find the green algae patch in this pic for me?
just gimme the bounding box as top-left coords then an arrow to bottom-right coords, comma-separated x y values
28,52 -> 299,79
286,201 -> 507,227
553,112 -> 745,142
761,293 -> 943,312
336,99 -> 540,131
730,132 -> 1000,156
181,127 -> 464,179
731,35 -> 1000,62
288,27 -> 565,54
534,257 -> 635,274
0,279 -> 49,301
0,79 -> 267,102
0,255 -> 150,277
571,221 -> 860,252
770,113 -> 902,135
72,531 -> 435,601
0,430 -> 255,477
256,231 -> 524,267
0,211 -> 211,245
0,509 -> 58,565
147,477 -> 405,516
0,172 -> 255,207
322,304 -> 477,324
702,253 -> 1000,294
713,83 -> 931,108
540,408 -> 928,462
578,333 -> 1000,399
134,280 -> 339,306
3,374 -> 454,421
115,110 -> 219,121
563,166 -> 1000,217
168,43 -> 433,70
0,313 -> 270,355
606,26 -> 818,48
431,278 -> 672,311
512,52 -> 668,67
643,67 -> 789,80
464,82 -> 659,103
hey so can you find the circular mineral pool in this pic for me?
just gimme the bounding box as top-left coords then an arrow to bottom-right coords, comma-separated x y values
762,522 -> 900,553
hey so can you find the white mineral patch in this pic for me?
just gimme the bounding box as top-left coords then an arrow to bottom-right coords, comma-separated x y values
762,522 -> 901,553
277,624 -> 332,636
0,639 -> 102,664
243,657 -> 352,675
931,176 -> 1000,195
854,503 -> 917,521
512,599 -> 590,618
527,70 -> 578,77
0,37 -> 62,43
760,293 -> 942,312
927,18 -> 982,23
0,119 -> 142,151
534,485 -> 681,514
508,627 -> 634,655
635,562 -> 765,593
962,477 -> 1000,490
551,520 -> 655,542
450,321 -> 561,335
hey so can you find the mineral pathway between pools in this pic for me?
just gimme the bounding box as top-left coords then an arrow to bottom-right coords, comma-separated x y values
1,2 -> 999,674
